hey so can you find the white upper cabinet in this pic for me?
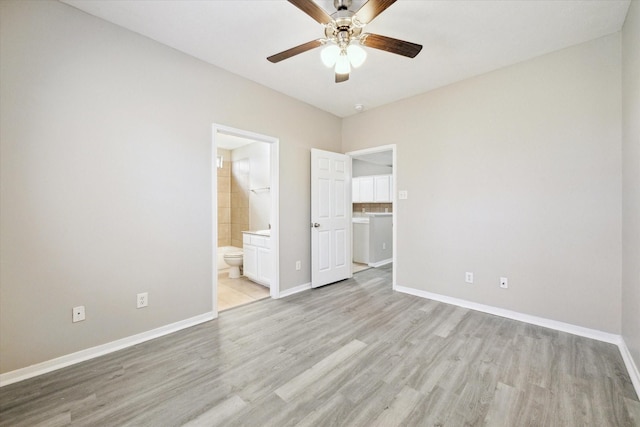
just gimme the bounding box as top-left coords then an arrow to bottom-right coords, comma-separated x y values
359,176 -> 374,202
374,175 -> 392,202
352,178 -> 360,203
353,175 -> 392,203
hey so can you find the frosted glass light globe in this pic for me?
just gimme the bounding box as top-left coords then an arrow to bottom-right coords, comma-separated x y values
347,44 -> 367,68
321,45 -> 340,67
335,53 -> 351,75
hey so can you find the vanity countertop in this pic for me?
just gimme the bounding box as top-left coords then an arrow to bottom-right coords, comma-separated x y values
242,230 -> 270,237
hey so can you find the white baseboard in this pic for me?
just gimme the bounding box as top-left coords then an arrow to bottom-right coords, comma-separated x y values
277,282 -> 311,298
393,285 -> 620,343
0,312 -> 215,387
619,340 -> 640,397
368,259 -> 392,268
393,285 -> 640,398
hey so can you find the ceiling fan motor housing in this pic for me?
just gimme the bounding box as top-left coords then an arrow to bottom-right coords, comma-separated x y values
325,10 -> 363,48
334,0 -> 352,11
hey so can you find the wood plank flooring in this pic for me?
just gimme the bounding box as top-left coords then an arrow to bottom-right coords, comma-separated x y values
1,265 -> 639,426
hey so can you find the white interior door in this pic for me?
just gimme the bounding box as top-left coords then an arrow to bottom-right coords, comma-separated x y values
311,149 -> 352,288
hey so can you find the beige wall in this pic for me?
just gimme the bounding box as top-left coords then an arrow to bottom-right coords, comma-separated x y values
0,0 -> 341,373
343,34 -> 622,333
622,1 -> 640,374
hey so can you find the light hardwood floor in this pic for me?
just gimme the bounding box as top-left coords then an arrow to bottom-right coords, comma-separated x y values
1,265 -> 639,426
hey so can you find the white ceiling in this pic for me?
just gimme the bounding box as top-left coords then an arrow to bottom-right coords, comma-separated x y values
61,0 -> 630,118
216,133 -> 257,151
353,151 -> 393,167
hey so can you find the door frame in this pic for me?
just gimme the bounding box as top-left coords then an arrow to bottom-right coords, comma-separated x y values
346,144 -> 397,288
212,124 -> 280,317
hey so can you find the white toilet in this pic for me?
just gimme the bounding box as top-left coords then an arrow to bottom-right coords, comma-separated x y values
223,251 -> 243,279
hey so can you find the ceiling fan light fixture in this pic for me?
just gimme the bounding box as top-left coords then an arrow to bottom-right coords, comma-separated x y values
335,52 -> 351,74
347,44 -> 367,68
321,45 -> 340,67
268,0 -> 422,83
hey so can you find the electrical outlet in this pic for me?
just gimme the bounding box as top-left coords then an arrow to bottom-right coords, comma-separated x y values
465,272 -> 474,284
399,190 -> 408,200
72,306 -> 85,322
295,260 -> 301,271
383,243 -> 386,250
137,292 -> 148,308
500,277 -> 508,289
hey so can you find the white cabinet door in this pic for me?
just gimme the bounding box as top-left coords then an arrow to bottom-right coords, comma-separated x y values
243,244 -> 258,280
353,175 -> 392,202
374,175 -> 392,202
352,222 -> 370,263
257,247 -> 271,287
359,176 -> 374,202
352,178 -> 361,203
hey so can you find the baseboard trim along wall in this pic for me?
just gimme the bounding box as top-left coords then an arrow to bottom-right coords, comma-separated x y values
394,284 -> 640,398
619,340 -> 640,397
4,284 -> 639,399
1,281 -> 315,387
277,282 -> 312,299
368,259 -> 392,268
0,312 -> 215,387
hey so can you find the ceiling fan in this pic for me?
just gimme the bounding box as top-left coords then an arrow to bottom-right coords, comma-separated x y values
267,0 -> 422,83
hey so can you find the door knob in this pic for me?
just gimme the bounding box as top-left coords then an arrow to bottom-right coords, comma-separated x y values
312,223 -> 320,228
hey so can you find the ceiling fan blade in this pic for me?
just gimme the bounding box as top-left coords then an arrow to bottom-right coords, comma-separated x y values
361,33 -> 422,58
355,0 -> 397,24
288,0 -> 333,25
335,72 -> 349,83
267,39 -> 324,63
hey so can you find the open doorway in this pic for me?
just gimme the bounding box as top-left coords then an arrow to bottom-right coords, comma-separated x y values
212,124 -> 279,315
346,145 -> 397,287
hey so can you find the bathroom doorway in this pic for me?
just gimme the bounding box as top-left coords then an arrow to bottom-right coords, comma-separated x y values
212,124 -> 279,315
346,144 -> 397,288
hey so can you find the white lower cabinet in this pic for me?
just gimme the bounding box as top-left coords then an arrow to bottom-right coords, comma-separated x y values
352,222 -> 370,263
257,247 -> 271,286
243,243 -> 257,280
242,232 -> 271,287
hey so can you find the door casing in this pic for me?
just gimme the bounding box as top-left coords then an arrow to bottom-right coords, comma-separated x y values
211,124 -> 280,317
346,144 -> 397,288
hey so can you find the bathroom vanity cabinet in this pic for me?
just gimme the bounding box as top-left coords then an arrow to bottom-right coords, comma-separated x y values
242,231 -> 271,287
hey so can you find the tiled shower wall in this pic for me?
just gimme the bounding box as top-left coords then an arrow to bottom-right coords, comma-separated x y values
217,149 -> 231,247
231,158 -> 250,248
